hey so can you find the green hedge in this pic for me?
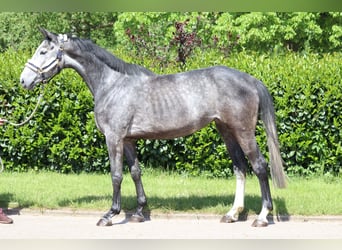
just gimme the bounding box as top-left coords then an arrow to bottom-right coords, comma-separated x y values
0,51 -> 109,173
1,50 -> 341,177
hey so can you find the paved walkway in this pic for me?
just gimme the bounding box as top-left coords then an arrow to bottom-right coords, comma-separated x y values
1,209 -> 341,239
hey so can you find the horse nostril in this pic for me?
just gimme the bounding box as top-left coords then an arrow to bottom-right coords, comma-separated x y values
20,78 -> 24,84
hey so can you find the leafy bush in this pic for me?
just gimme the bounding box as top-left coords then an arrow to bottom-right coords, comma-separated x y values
0,12 -> 340,177
133,51 -> 342,178
0,51 -> 108,173
1,49 -> 341,177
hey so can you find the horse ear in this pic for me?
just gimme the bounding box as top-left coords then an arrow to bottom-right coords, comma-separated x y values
39,27 -> 58,42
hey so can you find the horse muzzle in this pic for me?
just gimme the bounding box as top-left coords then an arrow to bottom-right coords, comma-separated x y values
20,72 -> 40,90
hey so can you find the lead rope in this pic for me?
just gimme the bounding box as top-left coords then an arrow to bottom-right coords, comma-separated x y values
0,85 -> 45,173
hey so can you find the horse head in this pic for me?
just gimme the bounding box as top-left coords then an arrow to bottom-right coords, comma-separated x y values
20,28 -> 68,90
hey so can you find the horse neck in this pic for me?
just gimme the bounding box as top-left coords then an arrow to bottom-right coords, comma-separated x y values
63,51 -> 122,98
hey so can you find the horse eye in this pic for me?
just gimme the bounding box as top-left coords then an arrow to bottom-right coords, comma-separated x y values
40,50 -> 47,55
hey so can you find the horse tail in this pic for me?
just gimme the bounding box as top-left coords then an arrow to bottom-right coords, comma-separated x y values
256,81 -> 287,188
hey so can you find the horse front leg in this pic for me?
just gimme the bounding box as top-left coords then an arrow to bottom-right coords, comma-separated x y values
124,140 -> 147,222
97,137 -> 124,226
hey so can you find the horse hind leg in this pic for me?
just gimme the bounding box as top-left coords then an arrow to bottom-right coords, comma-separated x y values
124,140 -> 147,223
216,122 -> 248,223
235,131 -> 273,227
220,150 -> 247,223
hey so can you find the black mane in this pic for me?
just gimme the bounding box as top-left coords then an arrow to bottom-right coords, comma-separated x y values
70,37 -> 155,77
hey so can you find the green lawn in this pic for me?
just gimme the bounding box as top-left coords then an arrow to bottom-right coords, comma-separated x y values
0,170 -> 341,216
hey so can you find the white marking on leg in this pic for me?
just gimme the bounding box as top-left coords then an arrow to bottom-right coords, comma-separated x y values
257,205 -> 270,223
226,170 -> 245,221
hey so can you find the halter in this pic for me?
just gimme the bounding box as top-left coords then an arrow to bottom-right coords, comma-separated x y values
25,34 -> 68,83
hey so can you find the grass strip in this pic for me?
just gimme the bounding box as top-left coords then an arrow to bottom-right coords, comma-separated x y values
0,170 -> 341,216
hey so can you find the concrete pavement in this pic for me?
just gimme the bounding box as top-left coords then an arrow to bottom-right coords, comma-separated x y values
1,209 -> 341,239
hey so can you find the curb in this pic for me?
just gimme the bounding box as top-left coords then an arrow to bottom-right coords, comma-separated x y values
6,208 -> 342,223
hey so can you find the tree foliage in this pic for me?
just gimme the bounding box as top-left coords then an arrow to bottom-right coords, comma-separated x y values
0,12 -> 118,51
0,12 -> 341,54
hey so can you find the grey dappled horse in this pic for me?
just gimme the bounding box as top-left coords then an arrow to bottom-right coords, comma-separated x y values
20,28 -> 286,227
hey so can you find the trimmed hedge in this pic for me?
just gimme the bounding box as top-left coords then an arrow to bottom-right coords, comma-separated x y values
0,51 -> 109,173
0,49 -> 341,177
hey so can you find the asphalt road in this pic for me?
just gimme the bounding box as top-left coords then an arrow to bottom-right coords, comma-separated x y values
1,209 -> 341,239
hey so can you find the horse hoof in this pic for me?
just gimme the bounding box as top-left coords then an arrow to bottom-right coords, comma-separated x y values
96,218 -> 112,226
129,214 -> 145,223
251,219 -> 268,227
220,215 -> 236,223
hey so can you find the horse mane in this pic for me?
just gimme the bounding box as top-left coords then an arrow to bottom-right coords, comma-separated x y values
69,37 -> 155,77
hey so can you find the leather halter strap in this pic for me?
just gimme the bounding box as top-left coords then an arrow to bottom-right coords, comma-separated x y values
24,34 -> 67,83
